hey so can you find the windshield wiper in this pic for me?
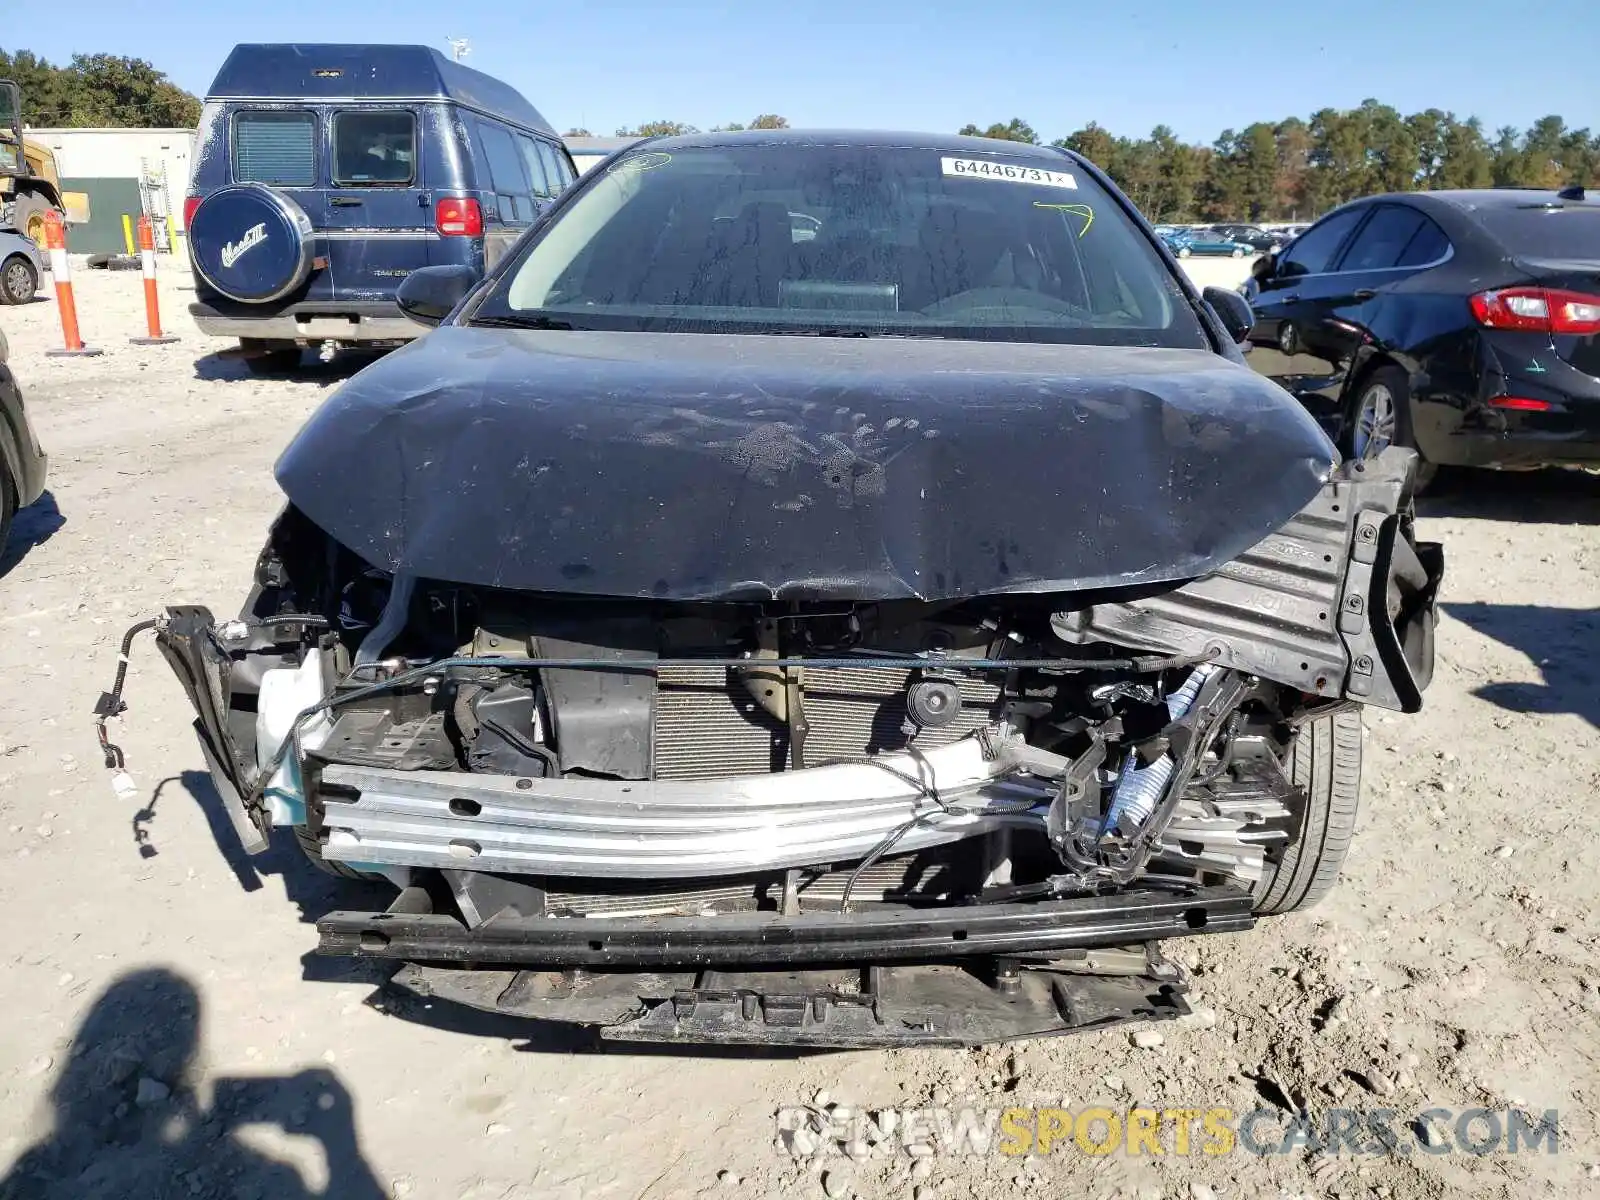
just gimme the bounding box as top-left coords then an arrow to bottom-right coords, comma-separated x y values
472,314 -> 579,331
763,327 -> 948,339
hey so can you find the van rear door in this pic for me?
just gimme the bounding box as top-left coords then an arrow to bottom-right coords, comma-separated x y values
228,106 -> 329,300
321,107 -> 432,302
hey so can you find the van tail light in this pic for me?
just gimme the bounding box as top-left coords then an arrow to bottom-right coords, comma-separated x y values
1469,287 -> 1600,335
1488,395 -> 1553,412
435,197 -> 483,237
183,195 -> 201,228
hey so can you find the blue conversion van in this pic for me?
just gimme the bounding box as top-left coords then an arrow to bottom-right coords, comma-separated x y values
185,43 -> 577,371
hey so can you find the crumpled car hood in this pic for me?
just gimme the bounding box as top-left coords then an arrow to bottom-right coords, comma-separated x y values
274,326 -> 1336,601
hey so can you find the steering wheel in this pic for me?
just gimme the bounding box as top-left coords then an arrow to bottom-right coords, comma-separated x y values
920,286 -> 1085,319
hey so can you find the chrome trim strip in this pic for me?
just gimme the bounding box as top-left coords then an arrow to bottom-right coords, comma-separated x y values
315,228 -> 440,240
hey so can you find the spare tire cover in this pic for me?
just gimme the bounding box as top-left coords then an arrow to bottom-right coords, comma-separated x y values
189,183 -> 314,303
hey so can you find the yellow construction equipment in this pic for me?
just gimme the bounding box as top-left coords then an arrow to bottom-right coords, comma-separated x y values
0,79 -> 91,243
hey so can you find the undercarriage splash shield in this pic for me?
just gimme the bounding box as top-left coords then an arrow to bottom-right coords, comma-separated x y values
389,952 -> 1195,1048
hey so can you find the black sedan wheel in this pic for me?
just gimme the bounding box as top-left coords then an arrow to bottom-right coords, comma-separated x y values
1276,322 -> 1299,355
1,255 -> 38,305
1346,365 -> 1437,490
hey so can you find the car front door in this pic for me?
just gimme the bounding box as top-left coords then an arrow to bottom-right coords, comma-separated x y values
1249,205 -> 1370,423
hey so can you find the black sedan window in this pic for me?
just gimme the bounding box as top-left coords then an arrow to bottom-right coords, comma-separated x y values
1279,208 -> 1366,277
1340,206 -> 1428,271
479,144 -> 1208,348
1473,203 -> 1600,258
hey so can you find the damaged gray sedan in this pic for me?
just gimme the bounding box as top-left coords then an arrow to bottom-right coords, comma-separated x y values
101,131 -> 1443,1046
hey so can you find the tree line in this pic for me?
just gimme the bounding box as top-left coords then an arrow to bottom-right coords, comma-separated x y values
1,48 -> 200,127
959,104 -> 1598,222
565,116 -> 791,137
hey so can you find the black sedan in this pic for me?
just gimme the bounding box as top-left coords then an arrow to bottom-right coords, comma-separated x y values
106,131 -> 1440,1047
1210,223 -> 1283,253
1246,187 -> 1600,484
0,326 -> 49,549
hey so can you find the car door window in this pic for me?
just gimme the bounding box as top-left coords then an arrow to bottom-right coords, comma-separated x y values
517,134 -> 553,198
1338,205 -> 1427,271
1278,208 -> 1366,279
1396,215 -> 1450,266
475,122 -> 533,223
332,111 -> 416,186
535,142 -> 566,196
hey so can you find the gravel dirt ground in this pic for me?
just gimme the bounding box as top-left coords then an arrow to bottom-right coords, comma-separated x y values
0,261 -> 1597,1200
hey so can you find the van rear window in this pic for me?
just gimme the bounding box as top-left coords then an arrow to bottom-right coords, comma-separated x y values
233,111 -> 316,187
333,111 -> 417,186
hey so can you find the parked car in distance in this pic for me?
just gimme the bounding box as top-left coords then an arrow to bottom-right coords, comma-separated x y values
1209,224 -> 1283,253
129,129 -> 1442,1048
0,229 -> 42,305
184,43 -> 580,373
0,326 -> 49,548
1246,186 -> 1600,485
1163,229 -> 1258,258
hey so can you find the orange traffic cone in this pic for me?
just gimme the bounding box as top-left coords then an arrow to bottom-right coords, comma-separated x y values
129,216 -> 179,346
43,210 -> 102,358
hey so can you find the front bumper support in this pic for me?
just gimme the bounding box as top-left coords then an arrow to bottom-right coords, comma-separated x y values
318,884 -> 1253,968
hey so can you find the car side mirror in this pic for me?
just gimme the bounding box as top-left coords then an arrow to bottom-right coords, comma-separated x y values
1252,253 -> 1276,282
1203,285 -> 1255,344
396,264 -> 480,326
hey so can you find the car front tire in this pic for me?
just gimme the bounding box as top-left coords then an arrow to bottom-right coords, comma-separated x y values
1252,709 -> 1361,915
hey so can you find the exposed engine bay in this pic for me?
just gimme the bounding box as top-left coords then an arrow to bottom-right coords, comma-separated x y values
103,448 -> 1440,1045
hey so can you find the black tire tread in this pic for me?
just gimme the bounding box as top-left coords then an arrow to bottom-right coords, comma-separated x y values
1253,709 -> 1362,915
242,348 -> 303,376
292,824 -> 378,880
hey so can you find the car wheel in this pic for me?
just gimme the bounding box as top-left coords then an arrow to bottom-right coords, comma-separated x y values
1,254 -> 38,305
1252,709 -> 1361,915
1277,322 -> 1299,355
1345,364 -> 1436,488
1177,246 -> 1192,259
1231,247 -> 1245,258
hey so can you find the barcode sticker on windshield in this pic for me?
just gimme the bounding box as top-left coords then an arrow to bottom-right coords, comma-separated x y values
941,157 -> 1077,189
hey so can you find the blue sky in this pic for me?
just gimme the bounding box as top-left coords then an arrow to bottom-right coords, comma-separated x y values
18,0 -> 1599,144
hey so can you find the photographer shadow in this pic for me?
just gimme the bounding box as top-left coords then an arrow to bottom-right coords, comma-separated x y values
0,968 -> 386,1200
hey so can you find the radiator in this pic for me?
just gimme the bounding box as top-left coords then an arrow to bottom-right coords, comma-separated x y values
651,664 -> 1002,779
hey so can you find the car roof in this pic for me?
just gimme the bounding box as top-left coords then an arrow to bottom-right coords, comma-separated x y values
204,43 -> 557,135
634,128 -> 1081,162
1353,187 -> 1600,216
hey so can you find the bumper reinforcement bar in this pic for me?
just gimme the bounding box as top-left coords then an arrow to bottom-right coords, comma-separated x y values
317,884 -> 1254,969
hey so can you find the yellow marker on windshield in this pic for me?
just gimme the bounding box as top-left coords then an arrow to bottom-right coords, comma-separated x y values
1034,203 -> 1094,237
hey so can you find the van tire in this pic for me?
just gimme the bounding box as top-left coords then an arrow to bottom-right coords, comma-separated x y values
240,340 -> 302,375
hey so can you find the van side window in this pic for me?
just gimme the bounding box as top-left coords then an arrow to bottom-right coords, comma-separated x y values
474,121 -> 534,223
534,141 -> 566,196
333,111 -> 416,186
233,110 -> 316,187
517,134 -> 553,198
